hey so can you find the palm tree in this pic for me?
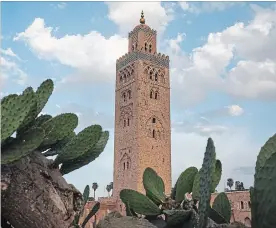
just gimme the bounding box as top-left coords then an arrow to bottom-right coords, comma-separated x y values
227,178 -> 234,190
92,182 -> 98,200
106,184 -> 112,197
109,182 -> 113,196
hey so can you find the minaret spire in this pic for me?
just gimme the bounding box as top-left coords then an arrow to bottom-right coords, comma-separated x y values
140,10 -> 145,24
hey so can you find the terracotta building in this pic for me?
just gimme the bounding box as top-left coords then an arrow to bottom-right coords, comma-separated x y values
80,12 -> 251,227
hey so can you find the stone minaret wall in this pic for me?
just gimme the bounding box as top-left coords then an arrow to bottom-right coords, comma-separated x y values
113,16 -> 171,204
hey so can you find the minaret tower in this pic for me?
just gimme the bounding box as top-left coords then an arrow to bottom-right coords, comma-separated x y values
113,11 -> 171,202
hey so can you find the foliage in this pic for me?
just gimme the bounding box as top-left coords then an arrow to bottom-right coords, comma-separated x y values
1,79 -> 109,175
72,185 -> 100,228
120,134 -> 276,228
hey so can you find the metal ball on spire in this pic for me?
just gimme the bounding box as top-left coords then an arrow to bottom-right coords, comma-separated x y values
140,10 -> 145,24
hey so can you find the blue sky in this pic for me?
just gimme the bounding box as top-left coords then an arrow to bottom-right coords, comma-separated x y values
1,1 -> 276,197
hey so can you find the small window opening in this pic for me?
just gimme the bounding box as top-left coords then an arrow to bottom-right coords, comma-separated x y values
132,44 -> 134,51
152,129 -> 155,138
124,120 -> 126,127
120,76 -> 123,81
155,73 -> 158,81
123,162 -> 125,170
149,71 -> 153,80
248,201 -> 251,208
127,118 -> 130,126
123,93 -> 126,102
135,43 -> 138,49
152,118 -> 156,123
155,92 -> 158,99
150,91 -> 153,98
128,90 -> 131,99
163,158 -> 165,163
145,42 -> 147,51
127,162 -> 129,169
241,201 -> 244,209
149,44 -> 152,53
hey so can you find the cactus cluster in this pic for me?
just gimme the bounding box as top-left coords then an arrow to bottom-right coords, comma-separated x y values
1,79 -> 109,176
119,138 -> 232,228
120,135 -> 276,228
72,185 -> 100,228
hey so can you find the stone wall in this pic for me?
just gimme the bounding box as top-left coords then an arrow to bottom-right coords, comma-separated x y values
211,191 -> 251,226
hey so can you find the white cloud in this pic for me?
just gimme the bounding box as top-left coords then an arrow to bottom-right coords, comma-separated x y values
0,56 -> 28,86
14,18 -> 128,84
226,105 -> 244,116
106,2 -> 174,35
179,2 -> 237,14
168,4 -> 276,106
1,48 -> 21,61
57,2 -> 67,9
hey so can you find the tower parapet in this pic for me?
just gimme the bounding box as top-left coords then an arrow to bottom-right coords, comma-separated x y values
116,51 -> 169,69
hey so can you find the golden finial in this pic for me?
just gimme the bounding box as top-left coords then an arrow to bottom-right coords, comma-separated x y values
140,10 -> 145,24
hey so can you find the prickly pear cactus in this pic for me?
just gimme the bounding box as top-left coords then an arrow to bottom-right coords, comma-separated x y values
212,192 -> 231,223
1,92 -> 35,143
163,209 -> 192,227
120,189 -> 161,216
211,159 -> 222,192
175,167 -> 198,202
198,138 -> 216,228
54,125 -> 102,166
60,131 -> 109,175
254,152 -> 276,228
143,167 -> 166,205
1,127 -> 45,164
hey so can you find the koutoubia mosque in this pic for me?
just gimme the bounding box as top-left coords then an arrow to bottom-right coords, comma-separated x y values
80,12 -> 251,227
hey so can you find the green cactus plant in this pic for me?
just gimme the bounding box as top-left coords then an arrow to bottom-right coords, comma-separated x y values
143,167 -> 166,205
1,78 -> 109,174
163,209 -> 192,227
175,167 -> 198,202
198,138 -> 216,228
211,159 -> 222,192
120,189 -> 162,216
211,192 -> 231,224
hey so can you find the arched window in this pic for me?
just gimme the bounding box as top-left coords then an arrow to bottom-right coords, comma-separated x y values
145,42 -> 147,51
244,217 -> 251,227
152,118 -> 156,123
131,69 -> 134,75
241,201 -> 244,209
149,44 -> 152,53
120,75 -> 123,82
150,91 -> 153,98
248,201 -> 251,208
127,118 -> 130,126
152,129 -> 155,138
127,161 -> 129,169
155,92 -> 158,100
123,74 -> 126,82
124,119 -> 126,127
155,73 -> 158,81
123,162 -> 125,170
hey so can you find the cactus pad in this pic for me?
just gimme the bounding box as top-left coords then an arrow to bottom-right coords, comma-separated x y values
60,131 -> 109,175
163,209 -> 192,227
82,202 -> 100,227
191,169 -> 201,200
211,159 -> 222,192
208,207 -> 227,224
175,167 -> 198,202
255,133 -> 276,172
1,127 -> 45,164
212,192 -> 231,223
39,113 -> 78,147
254,152 -> 276,228
35,79 -> 54,115
143,167 -> 166,205
198,138 -> 216,228
120,189 -> 161,216
1,92 -> 35,142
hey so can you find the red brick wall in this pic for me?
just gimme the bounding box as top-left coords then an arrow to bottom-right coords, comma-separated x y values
211,191 -> 251,226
